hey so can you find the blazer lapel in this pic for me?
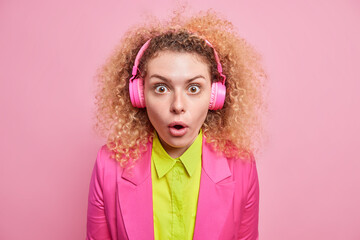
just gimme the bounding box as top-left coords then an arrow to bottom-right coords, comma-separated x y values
117,142 -> 154,240
193,138 -> 235,240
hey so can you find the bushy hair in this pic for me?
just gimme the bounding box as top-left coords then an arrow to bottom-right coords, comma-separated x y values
94,9 -> 267,166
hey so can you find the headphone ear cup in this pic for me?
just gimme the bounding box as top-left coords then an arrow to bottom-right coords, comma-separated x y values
209,81 -> 226,110
129,78 -> 146,108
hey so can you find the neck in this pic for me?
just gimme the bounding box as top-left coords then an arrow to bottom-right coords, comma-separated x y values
158,138 -> 189,159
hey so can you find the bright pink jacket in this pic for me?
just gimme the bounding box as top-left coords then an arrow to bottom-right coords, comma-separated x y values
86,137 -> 259,240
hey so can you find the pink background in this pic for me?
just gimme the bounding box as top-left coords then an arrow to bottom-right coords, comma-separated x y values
1,0 -> 359,239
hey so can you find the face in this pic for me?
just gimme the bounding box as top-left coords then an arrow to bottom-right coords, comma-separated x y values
144,51 -> 212,158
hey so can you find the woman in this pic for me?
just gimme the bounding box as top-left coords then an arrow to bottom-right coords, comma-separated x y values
87,9 -> 266,240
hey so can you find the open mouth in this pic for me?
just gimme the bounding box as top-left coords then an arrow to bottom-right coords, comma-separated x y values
173,125 -> 184,130
169,121 -> 188,129
168,122 -> 188,136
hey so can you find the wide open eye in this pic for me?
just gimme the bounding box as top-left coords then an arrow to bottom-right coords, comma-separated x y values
154,85 -> 168,94
188,85 -> 200,94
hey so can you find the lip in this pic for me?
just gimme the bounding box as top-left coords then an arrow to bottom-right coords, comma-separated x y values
168,121 -> 188,128
168,121 -> 189,137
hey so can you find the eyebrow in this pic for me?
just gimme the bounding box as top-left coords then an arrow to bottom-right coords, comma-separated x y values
148,74 -> 206,83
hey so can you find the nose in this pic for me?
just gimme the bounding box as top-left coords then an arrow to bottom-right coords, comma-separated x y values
170,90 -> 185,114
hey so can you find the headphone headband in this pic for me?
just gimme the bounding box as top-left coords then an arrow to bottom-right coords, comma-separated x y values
130,39 -> 151,78
130,37 -> 226,84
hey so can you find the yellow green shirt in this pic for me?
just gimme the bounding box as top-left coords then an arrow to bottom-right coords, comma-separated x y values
151,130 -> 202,240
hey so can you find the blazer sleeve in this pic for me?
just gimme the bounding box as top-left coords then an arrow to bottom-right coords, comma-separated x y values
237,156 -> 260,240
86,147 -> 112,240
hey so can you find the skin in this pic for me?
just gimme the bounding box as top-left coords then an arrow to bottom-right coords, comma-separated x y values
144,51 -> 212,158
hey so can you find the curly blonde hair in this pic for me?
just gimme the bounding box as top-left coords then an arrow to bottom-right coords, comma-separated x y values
94,9 -> 267,166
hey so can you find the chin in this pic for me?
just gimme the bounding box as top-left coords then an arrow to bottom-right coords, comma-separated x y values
178,135 -> 199,145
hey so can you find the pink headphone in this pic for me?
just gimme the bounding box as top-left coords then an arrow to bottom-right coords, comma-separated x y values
129,38 -> 227,110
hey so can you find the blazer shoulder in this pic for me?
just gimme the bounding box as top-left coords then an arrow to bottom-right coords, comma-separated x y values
227,150 -> 256,165
96,144 -> 119,165
94,144 -> 123,179
97,144 -> 114,161
226,151 -> 258,181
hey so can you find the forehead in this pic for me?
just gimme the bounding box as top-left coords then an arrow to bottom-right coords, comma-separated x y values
145,51 -> 211,76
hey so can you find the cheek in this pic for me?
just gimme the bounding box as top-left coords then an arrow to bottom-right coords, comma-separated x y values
196,96 -> 211,112
146,104 -> 164,128
146,105 -> 158,119
193,102 -> 209,123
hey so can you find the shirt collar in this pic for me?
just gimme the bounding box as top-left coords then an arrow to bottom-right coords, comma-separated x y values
152,130 -> 203,178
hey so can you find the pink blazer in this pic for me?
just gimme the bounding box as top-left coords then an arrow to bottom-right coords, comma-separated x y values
86,137 -> 259,240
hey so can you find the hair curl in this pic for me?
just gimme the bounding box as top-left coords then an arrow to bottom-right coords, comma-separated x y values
94,9 -> 267,166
